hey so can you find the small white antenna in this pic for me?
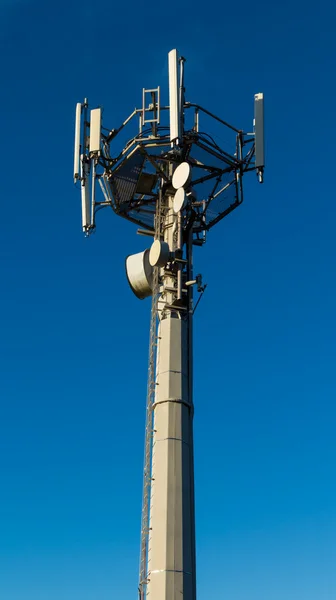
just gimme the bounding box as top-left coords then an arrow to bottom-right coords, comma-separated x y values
90,159 -> 96,229
73,103 -> 82,182
89,108 -> 102,155
168,49 -> 180,144
80,157 -> 91,233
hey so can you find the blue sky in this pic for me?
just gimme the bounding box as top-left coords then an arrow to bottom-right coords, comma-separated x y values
1,0 -> 336,598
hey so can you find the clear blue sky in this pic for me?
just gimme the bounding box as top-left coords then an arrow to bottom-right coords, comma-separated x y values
1,0 -> 335,598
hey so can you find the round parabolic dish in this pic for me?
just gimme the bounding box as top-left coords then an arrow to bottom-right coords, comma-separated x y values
172,162 -> 191,190
125,250 -> 152,299
149,239 -> 170,267
173,187 -> 186,213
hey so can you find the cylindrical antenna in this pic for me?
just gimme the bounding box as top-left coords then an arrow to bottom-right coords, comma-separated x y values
194,107 -> 199,133
83,98 -> 89,154
90,159 -> 96,229
179,56 -> 186,139
73,103 -> 82,183
80,157 -> 90,232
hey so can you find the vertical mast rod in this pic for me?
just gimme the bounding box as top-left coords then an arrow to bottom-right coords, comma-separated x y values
146,177 -> 196,599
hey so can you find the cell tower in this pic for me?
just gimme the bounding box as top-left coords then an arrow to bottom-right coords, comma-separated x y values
73,49 -> 264,600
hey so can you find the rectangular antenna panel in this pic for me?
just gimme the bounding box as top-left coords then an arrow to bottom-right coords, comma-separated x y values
168,49 -> 180,143
254,93 -> 264,169
73,103 -> 82,181
89,108 -> 102,154
80,158 -> 91,230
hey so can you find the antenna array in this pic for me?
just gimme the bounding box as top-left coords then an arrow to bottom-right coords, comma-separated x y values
73,54 -> 264,240
73,49 -> 265,600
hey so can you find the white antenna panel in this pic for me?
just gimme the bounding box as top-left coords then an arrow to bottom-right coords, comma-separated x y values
73,103 -> 82,182
168,49 -> 180,143
89,108 -> 102,154
254,93 -> 264,170
80,158 -> 91,231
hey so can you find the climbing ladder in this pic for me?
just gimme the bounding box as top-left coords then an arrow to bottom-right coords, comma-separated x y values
139,189 -> 167,600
